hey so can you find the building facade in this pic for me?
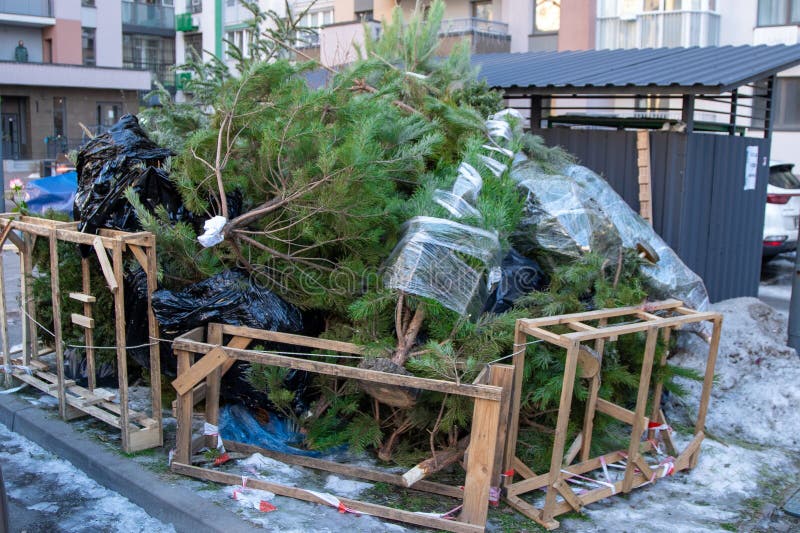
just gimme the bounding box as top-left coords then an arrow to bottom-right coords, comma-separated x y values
0,0 -> 151,167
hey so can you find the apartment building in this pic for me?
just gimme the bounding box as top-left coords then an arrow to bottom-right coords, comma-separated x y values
0,0 -> 152,167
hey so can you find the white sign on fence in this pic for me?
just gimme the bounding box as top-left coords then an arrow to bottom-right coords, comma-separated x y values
744,145 -> 759,191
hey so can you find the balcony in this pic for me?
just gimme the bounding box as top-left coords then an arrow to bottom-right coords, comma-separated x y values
122,1 -> 175,35
0,0 -> 54,27
186,0 -> 202,14
0,60 -> 151,90
124,60 -> 175,89
597,9 -> 720,49
438,18 -> 510,55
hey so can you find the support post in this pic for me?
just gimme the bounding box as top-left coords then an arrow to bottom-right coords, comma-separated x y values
0,243 -> 9,387
503,323 -> 527,474
81,257 -> 96,390
49,231 -> 67,418
460,395 -> 500,526
681,94 -> 695,133
144,235 -> 163,441
580,318 -> 606,461
175,348 -> 194,465
112,240 -> 130,451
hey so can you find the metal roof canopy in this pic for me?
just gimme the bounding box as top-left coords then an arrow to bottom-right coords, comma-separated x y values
473,44 -> 800,96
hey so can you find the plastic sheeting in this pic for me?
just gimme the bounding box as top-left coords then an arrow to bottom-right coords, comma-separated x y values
218,404 -> 322,457
25,172 -> 77,216
511,162 -> 710,311
383,216 -> 501,317
74,114 -> 186,234
483,248 -> 547,314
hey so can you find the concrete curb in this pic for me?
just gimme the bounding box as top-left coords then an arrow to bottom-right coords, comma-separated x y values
0,393 -> 260,533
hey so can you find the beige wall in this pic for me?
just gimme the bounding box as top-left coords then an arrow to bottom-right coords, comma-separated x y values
43,19 -> 82,65
558,0 -> 595,51
1,86 -> 138,159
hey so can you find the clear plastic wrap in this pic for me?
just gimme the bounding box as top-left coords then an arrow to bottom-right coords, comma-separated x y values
383,216 -> 502,316
432,190 -> 482,219
511,162 -> 710,311
451,162 -> 483,202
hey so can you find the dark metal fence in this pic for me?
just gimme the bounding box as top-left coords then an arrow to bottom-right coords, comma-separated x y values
533,128 -> 770,302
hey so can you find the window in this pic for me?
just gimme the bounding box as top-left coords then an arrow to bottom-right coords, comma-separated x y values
355,10 -> 373,21
472,0 -> 493,20
225,29 -> 253,59
82,28 -> 96,66
296,9 -> 333,46
81,0 -> 96,6
97,103 -> 121,129
534,0 -> 560,33
757,0 -> 800,26
775,77 -> 800,130
184,32 -> 202,60
53,97 -> 66,137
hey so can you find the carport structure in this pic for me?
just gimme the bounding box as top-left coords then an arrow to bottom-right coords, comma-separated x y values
474,44 -> 800,301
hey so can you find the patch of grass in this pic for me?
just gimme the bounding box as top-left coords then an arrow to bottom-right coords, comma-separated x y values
720,523 -> 737,531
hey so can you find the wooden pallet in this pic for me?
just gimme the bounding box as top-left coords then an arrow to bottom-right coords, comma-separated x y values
0,215 -> 163,453
500,300 -> 722,530
171,324 -> 513,533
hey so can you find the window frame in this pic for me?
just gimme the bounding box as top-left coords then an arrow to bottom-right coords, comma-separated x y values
533,0 -> 561,35
756,0 -> 800,27
774,77 -> 800,131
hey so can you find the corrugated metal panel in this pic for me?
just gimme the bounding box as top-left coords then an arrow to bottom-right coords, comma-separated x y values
533,129 -> 770,302
474,44 -> 800,93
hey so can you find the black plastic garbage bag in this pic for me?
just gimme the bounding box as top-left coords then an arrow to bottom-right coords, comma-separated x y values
124,267 -> 157,372
152,269 -> 308,409
74,114 -> 185,234
483,248 -> 547,314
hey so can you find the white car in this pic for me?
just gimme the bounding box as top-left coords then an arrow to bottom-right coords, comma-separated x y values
763,161 -> 800,258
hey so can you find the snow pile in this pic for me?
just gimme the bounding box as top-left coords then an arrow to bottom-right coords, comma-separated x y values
670,297 -> 800,450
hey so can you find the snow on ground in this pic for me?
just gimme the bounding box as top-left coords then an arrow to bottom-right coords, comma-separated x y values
559,297 -> 800,532
0,421 -> 173,533
671,297 -> 800,450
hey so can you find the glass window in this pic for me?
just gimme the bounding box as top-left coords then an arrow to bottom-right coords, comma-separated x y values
775,77 -> 800,130
82,27 -> 96,66
757,0 -> 798,25
472,1 -> 493,20
184,32 -> 202,60
53,97 -> 66,137
769,167 -> 800,189
534,0 -> 560,32
81,0 -> 96,6
296,9 -> 334,46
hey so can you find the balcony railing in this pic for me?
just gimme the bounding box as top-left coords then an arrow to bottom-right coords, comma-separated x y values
187,0 -> 202,14
124,60 -> 175,87
439,18 -> 509,36
122,1 -> 175,30
597,9 -> 720,49
0,0 -> 52,18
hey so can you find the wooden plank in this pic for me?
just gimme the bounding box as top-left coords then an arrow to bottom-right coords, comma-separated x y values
144,235 -> 163,444
173,339 -> 503,402
675,431 -> 705,471
633,455 -> 654,481
205,324 -> 223,426
693,317 -> 722,468
218,323 -> 366,355
126,244 -> 148,271
174,349 -> 194,465
221,335 -> 252,376
563,432 -> 582,466
542,341 -> 580,522
0,241 -> 10,388
224,440 -> 463,499
171,346 -> 229,397
649,327 -> 672,440
112,239 -> 130,451
68,292 -> 96,303
504,494 -> 559,530
567,321 -> 597,332
22,233 -> 37,366
637,130 -> 653,224
553,480 -> 583,512
519,300 -> 683,328
511,457 -> 537,480
126,427 -> 162,453
171,463 -> 483,533
595,398 -> 643,426
93,236 -> 118,291
70,313 -> 95,329
504,324 -> 527,474
461,396 -> 501,526
563,312 -> 719,342
622,326 -> 658,493
80,258 -> 95,390
580,317 -> 606,462
49,231 -> 68,419
489,364 -> 514,487
518,325 -> 572,348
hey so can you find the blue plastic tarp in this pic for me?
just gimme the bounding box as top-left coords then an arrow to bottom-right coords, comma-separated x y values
25,171 -> 77,217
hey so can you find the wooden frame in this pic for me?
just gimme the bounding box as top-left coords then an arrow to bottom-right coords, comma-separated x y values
501,300 -> 722,530
0,214 -> 163,453
171,323 -> 513,533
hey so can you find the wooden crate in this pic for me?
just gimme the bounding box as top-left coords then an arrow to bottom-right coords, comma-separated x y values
500,299 -> 722,530
0,215 -> 162,453
171,323 -> 514,533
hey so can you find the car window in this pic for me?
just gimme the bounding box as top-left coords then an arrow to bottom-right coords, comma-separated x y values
769,168 -> 800,189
